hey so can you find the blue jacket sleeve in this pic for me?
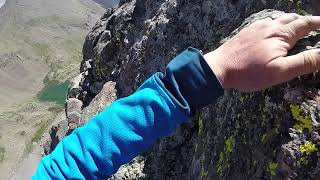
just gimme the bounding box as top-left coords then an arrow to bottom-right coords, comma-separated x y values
32,47 -> 224,179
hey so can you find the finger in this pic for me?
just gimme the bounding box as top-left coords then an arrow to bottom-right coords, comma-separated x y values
275,13 -> 300,24
285,16 -> 320,45
268,49 -> 320,84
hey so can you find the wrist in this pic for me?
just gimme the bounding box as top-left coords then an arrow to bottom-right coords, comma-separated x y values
163,47 -> 224,111
203,50 -> 228,89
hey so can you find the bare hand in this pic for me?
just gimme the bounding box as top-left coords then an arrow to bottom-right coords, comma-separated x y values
204,14 -> 320,92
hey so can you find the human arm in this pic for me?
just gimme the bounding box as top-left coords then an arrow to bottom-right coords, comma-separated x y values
32,48 -> 223,179
33,14 -> 320,179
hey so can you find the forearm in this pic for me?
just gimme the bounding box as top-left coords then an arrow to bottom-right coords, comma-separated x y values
33,74 -> 188,179
32,48 -> 224,179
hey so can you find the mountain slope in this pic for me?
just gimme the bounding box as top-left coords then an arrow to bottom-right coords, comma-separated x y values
0,0 -> 116,178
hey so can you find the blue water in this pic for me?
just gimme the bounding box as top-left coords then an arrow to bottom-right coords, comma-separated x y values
37,81 -> 69,106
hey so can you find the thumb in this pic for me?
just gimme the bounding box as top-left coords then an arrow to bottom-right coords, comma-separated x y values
268,49 -> 320,84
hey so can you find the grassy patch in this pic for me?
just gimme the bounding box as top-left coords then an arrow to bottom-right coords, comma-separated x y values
0,147 -> 5,163
48,105 -> 64,113
24,120 -> 49,154
25,15 -> 63,27
23,37 -> 51,58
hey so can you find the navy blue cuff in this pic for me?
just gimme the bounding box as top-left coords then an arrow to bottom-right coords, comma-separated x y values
158,47 -> 224,116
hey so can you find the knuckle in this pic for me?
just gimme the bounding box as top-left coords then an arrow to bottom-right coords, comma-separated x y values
265,23 -> 283,37
283,26 -> 296,39
276,26 -> 295,40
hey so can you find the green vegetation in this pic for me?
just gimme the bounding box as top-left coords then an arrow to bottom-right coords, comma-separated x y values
18,131 -> 26,136
0,147 -> 5,163
25,15 -> 63,27
266,162 -> 278,176
24,37 -> 51,57
300,141 -> 318,155
48,105 -> 64,113
24,120 -> 50,154
290,104 -> 313,132
37,81 -> 69,105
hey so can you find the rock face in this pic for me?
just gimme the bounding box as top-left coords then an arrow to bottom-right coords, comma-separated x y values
80,81 -> 117,125
44,0 -> 320,179
65,98 -> 83,130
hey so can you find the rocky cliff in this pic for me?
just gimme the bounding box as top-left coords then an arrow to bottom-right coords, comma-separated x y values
44,0 -> 320,179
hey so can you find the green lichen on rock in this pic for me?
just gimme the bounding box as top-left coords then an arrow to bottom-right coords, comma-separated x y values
290,104 -> 313,132
197,113 -> 204,134
216,136 -> 234,176
300,141 -> 318,155
294,0 -> 307,15
266,162 -> 278,177
225,137 -> 234,153
200,167 -> 209,178
299,156 -> 308,165
216,152 -> 225,177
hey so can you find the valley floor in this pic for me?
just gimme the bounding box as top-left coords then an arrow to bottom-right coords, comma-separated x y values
0,0 -> 107,178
